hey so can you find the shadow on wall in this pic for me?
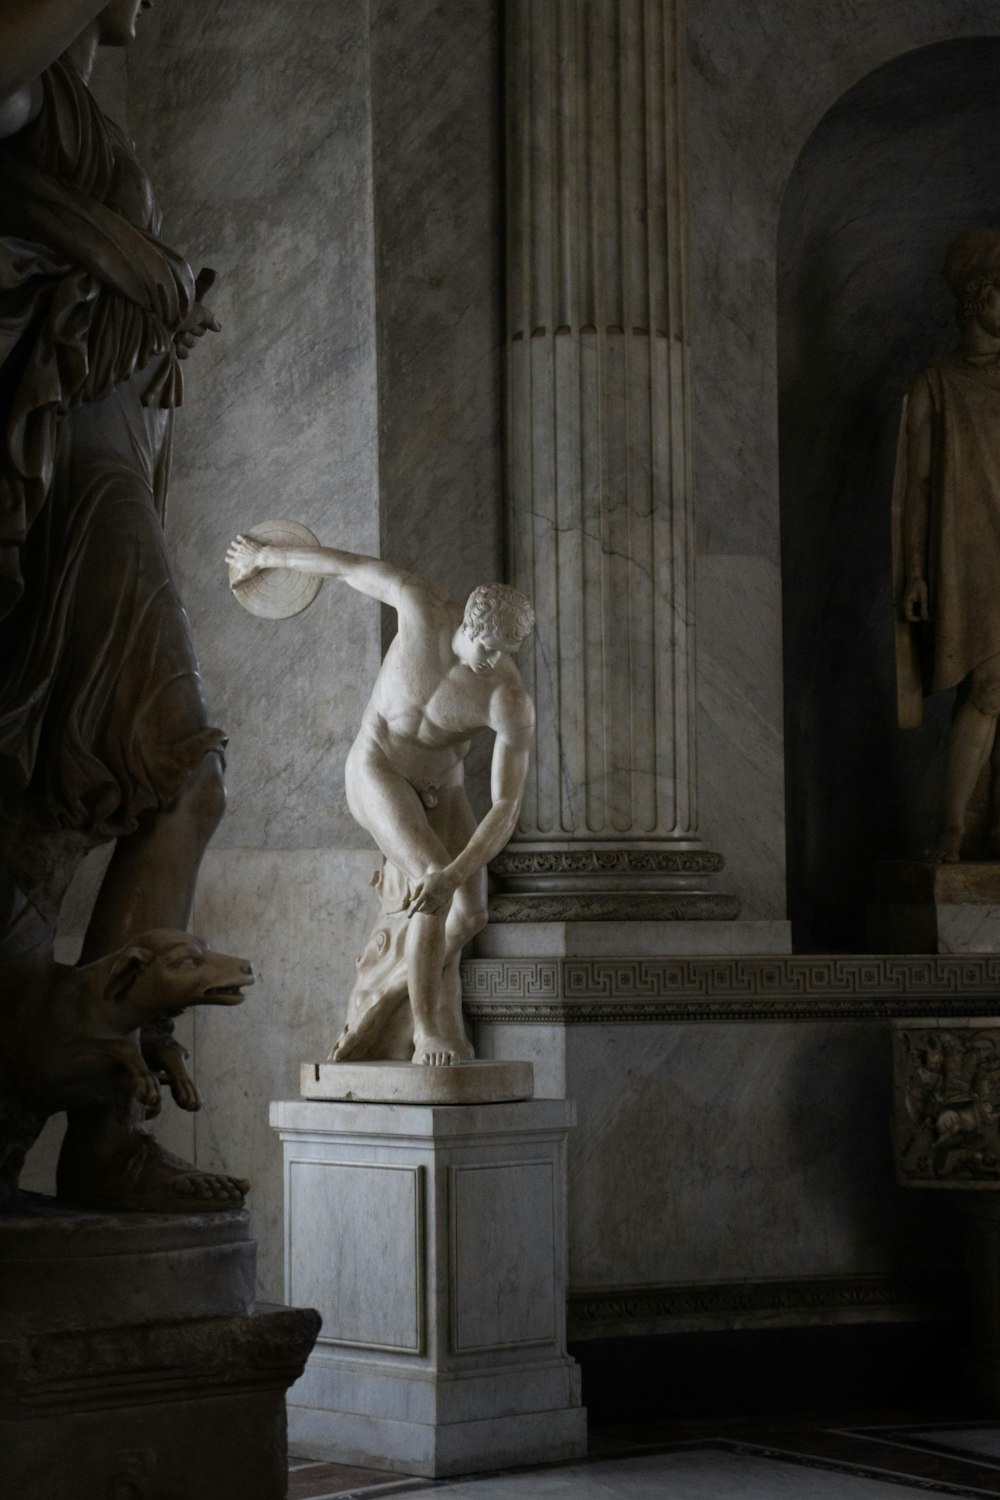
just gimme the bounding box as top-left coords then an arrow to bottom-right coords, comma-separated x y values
778,37 -> 1000,952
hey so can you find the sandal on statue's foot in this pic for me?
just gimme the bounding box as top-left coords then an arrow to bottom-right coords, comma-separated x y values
57,1131 -> 249,1214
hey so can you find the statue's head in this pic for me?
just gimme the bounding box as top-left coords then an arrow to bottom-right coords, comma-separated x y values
943,228 -> 1000,333
457,583 -> 535,673
97,0 -> 153,47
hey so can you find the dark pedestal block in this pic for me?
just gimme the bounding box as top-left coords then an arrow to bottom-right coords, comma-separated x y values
869,861 -> 1000,953
0,1198 -> 320,1500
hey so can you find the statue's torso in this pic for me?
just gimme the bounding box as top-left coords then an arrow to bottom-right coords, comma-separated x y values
357,618 -> 518,781
1,57 -> 159,234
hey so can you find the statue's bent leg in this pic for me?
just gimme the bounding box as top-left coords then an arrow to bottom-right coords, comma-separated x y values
344,748 -> 472,1062
407,909 -> 467,1064
345,744 -> 452,881
408,790 -> 486,1066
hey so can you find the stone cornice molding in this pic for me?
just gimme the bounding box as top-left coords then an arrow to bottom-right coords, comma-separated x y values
462,955 -> 1000,1023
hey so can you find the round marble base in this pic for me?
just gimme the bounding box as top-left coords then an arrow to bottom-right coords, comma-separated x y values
300,1060 -> 535,1104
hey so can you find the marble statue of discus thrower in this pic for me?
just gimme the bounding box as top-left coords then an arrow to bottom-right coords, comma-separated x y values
227,519 -> 324,619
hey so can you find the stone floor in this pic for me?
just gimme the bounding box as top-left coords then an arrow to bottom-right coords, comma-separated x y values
288,1417 -> 1000,1498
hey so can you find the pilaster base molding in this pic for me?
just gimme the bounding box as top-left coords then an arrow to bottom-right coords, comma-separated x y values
489,891 -> 740,923
492,847 -> 727,883
490,846 -> 740,921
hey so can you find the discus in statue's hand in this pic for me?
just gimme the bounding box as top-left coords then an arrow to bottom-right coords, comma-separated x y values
228,519 -> 323,620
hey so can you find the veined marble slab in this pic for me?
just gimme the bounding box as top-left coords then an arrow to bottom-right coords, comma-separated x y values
426,1448 -> 949,1498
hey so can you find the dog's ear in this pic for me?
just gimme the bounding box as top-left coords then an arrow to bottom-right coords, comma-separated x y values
107,945 -> 154,1002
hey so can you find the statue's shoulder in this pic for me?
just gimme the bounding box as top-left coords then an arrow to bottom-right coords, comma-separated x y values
490,665 -> 535,735
399,572 -> 451,607
396,573 -> 458,633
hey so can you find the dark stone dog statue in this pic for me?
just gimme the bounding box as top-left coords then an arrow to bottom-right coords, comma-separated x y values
0,928 -> 253,1207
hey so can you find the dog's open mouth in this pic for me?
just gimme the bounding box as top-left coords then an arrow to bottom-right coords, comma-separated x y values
203,975 -> 255,1003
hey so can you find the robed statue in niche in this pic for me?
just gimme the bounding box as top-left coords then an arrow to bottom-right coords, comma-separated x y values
896,227 -> 1000,864
0,1 -> 249,1210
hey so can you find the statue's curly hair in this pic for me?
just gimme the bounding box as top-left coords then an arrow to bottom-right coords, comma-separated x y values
463,583 -> 535,642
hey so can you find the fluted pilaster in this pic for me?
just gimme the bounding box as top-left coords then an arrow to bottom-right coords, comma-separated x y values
498,0 -> 735,918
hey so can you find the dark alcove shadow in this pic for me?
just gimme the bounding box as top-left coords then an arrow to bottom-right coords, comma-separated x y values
778,37 -> 1000,951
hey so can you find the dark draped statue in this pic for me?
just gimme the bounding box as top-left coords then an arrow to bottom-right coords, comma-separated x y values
0,1 -> 248,1211
0,56 -> 225,843
896,228 -> 1000,863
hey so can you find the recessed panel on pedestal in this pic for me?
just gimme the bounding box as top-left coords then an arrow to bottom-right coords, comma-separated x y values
288,1161 -> 423,1353
449,1160 -> 556,1352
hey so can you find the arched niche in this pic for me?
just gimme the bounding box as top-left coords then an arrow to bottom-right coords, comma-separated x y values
777,37 -> 1000,951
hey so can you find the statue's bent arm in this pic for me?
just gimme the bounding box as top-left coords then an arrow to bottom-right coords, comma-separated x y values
903,377 -> 932,600
0,0 -> 107,117
408,731 -> 530,917
450,699 -> 534,888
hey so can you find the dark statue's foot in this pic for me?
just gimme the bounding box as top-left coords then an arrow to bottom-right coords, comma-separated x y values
57,1130 -> 249,1214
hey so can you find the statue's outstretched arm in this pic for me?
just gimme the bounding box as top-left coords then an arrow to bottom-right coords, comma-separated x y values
0,0 -> 106,100
226,534 -> 413,607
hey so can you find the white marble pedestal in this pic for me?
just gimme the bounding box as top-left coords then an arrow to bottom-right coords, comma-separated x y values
269,1095 -> 586,1477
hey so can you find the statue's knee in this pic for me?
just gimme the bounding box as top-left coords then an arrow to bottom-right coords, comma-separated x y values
179,754 -> 227,836
453,902 -> 488,948
969,665 -> 1000,716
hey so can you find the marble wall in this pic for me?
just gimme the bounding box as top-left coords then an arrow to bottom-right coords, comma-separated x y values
472,1013 -> 954,1320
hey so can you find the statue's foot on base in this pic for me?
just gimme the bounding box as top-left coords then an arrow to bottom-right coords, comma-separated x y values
925,826 -> 963,863
329,1028 -> 358,1062
412,1029 -> 475,1067
58,1131 -> 249,1214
